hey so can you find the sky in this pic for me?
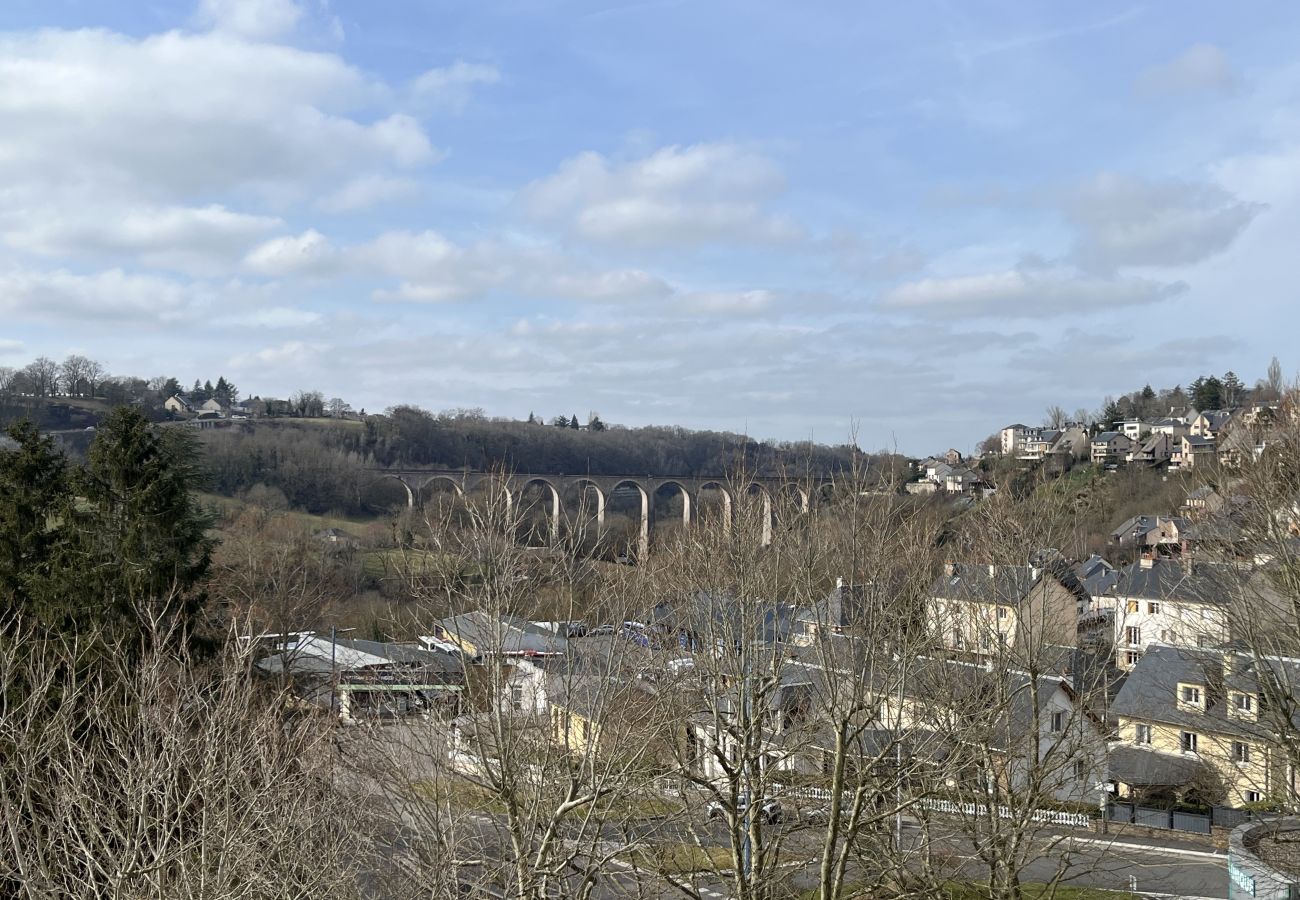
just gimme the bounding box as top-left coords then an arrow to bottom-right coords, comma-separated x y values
0,0 -> 1297,454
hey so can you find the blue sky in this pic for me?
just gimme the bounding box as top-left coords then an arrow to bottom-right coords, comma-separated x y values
0,0 -> 1296,453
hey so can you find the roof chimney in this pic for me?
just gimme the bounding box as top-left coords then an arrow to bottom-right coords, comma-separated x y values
1139,555 -> 1155,570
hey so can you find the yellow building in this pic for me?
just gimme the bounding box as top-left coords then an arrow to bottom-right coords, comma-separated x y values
1110,645 -> 1293,808
927,563 -> 1083,658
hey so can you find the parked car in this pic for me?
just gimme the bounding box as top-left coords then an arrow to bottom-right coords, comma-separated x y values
706,796 -> 783,825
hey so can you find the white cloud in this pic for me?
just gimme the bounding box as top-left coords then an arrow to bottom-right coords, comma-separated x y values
0,267 -> 206,324
678,290 -> 778,316
1064,172 -> 1264,271
879,266 -> 1184,318
0,199 -> 282,274
245,227 -> 673,303
518,143 -> 800,246
0,28 -> 437,202
244,229 -> 337,276
196,0 -> 304,40
410,61 -> 501,111
1136,44 -> 1236,98
316,174 -> 421,213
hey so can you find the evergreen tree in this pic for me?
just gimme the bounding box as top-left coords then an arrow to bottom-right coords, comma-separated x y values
1222,370 -> 1244,407
569,414 -> 580,430
161,377 -> 181,398
1191,375 -> 1224,411
191,378 -> 204,401
0,421 -> 71,619
76,407 -> 215,644
588,413 -> 606,432
527,412 -> 536,425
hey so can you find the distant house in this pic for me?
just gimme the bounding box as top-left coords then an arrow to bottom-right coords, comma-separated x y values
1116,419 -> 1153,442
1172,434 -> 1217,470
431,610 -> 568,661
1189,409 -> 1236,438
199,398 -> 226,414
1109,515 -> 1189,555
163,394 -> 192,414
1000,424 -> 1033,456
1091,432 -> 1136,466
1128,433 -> 1174,467
944,468 -> 984,494
926,563 -> 1082,657
256,634 -> 463,722
1149,417 -> 1190,438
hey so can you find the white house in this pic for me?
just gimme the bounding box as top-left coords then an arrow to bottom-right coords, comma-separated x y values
1093,557 -> 1242,670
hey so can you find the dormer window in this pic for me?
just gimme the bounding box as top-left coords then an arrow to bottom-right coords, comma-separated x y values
1231,692 -> 1257,720
996,606 -> 1008,620
1177,683 -> 1206,712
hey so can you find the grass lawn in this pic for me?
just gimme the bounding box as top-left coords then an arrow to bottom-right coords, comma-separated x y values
796,882 -> 1135,899
198,491 -> 379,537
940,883 -> 1135,899
630,842 -> 734,875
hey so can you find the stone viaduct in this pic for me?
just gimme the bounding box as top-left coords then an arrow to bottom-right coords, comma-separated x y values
370,468 -> 829,559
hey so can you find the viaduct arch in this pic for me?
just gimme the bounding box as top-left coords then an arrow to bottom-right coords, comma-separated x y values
373,469 -> 828,558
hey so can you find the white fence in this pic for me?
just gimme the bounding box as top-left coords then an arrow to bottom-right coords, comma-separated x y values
772,784 -> 1091,830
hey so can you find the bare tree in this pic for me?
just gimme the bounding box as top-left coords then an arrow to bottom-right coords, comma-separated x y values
1044,405 -> 1066,429
0,622 -> 374,898
59,354 -> 92,397
327,396 -> 353,418
0,366 -> 15,400
22,356 -> 59,397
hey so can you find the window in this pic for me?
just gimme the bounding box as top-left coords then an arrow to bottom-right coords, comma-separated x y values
1233,742 -> 1251,764
1180,685 -> 1202,705
1126,626 -> 1142,646
952,628 -> 963,648
1126,600 -> 1139,614
1073,760 -> 1086,780
1160,629 -> 1175,642
997,606 -> 1008,620
1147,602 -> 1160,614
1135,723 -> 1152,745
1245,790 -> 1262,804
1181,731 -> 1198,754
510,684 -> 524,711
1197,634 -> 1213,648
1124,650 -> 1142,667
1235,693 -> 1254,713
1050,711 -> 1065,733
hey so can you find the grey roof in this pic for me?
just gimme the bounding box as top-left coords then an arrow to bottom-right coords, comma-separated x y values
1108,745 -> 1202,786
1075,554 -> 1120,597
1110,644 -> 1291,740
929,563 -> 1042,608
1093,431 -> 1127,444
437,610 -> 568,656
339,638 -> 462,673
1110,558 -> 1245,606
1185,434 -> 1216,448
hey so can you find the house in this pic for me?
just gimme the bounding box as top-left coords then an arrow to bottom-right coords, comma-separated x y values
1128,433 -> 1174,467
926,563 -> 1082,657
881,657 -> 1108,804
1116,419 -> 1153,442
256,634 -> 463,722
430,610 -> 568,661
1048,425 -> 1091,461
1110,645 -> 1298,808
793,579 -> 869,644
1000,424 -> 1034,456
1073,555 -> 1120,604
1020,429 -> 1061,460
1109,515 -> 1189,555
944,468 -> 984,494
1190,409 -> 1236,438
163,394 -> 192,414
1092,557 -> 1245,670
1173,434 -> 1218,470
1149,417 -> 1191,439
199,397 -> 227,414
1091,432 -> 1136,466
